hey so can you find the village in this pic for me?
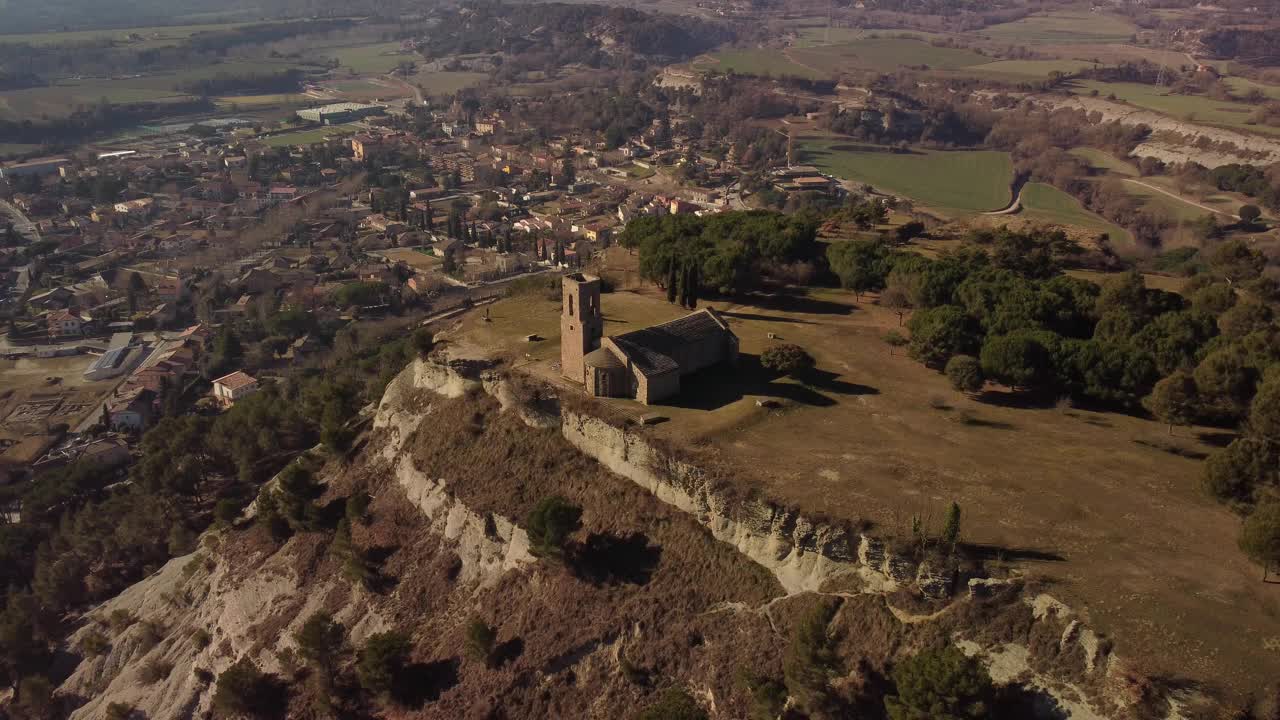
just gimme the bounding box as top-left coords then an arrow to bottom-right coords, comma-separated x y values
0,89 -> 845,501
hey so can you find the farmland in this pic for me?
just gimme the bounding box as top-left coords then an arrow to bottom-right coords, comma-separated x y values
325,42 -> 414,75
1069,146 -> 1138,176
1070,80 -> 1280,135
979,10 -> 1137,44
1018,182 -> 1133,243
800,139 -> 1012,215
787,37 -> 991,74
695,48 -> 826,79
405,71 -> 490,96
0,21 -> 254,47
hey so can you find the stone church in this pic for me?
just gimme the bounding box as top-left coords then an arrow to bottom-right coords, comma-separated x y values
560,273 -> 739,404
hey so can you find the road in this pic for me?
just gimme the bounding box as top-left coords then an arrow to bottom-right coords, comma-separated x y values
385,73 -> 424,106
0,198 -> 41,241
1122,178 -> 1239,220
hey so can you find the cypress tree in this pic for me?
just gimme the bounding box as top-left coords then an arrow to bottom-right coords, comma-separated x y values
687,263 -> 699,309
666,259 -> 678,303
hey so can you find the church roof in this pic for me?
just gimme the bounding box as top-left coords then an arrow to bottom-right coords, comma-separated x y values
610,308 -> 734,378
584,347 -> 624,370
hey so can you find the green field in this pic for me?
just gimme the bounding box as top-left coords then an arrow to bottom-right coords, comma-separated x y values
1071,80 -> 1280,135
980,10 -> 1137,44
789,38 -> 992,74
326,42 -> 413,74
1225,76 -> 1280,101
1069,147 -> 1138,176
966,58 -> 1095,79
697,49 -> 826,79
259,125 -> 357,148
1019,182 -> 1133,243
407,71 -> 490,96
0,21 -> 252,47
0,59 -> 309,119
801,139 -> 1012,214
1120,180 -> 1227,222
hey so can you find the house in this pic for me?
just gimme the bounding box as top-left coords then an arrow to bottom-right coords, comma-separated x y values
560,274 -> 738,405
212,370 -> 260,407
432,239 -> 463,257
47,309 -> 83,338
108,387 -> 155,431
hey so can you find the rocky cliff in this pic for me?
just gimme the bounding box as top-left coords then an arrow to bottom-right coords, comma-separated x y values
52,356 -> 1201,720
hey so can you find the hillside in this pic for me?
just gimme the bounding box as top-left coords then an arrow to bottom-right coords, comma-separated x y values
50,353 -> 1213,720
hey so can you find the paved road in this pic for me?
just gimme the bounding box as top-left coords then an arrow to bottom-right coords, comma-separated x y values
0,199 -> 40,241
1123,178 -> 1238,220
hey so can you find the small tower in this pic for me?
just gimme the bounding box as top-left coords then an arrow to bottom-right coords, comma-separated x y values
561,273 -> 603,385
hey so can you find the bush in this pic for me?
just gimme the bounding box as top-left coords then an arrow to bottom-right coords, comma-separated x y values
944,355 -> 984,394
635,687 -> 708,720
784,602 -> 840,715
464,616 -> 497,666
526,496 -> 583,559
191,629 -> 213,649
1239,502 -> 1280,580
411,328 -> 436,358
106,702 -> 134,720
761,343 -> 815,376
980,333 -> 1048,389
79,629 -> 110,657
137,620 -> 166,652
885,645 -> 994,720
138,658 -> 173,684
295,612 -> 345,672
212,657 -> 275,717
109,609 -> 136,633
357,631 -> 412,696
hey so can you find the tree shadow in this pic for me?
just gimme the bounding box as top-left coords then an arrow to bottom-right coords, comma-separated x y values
1132,438 -> 1209,460
955,415 -> 1016,430
719,310 -> 815,325
662,354 -> 878,412
1195,431 -> 1236,448
568,532 -> 661,586
392,658 -> 460,708
997,683 -> 1070,720
961,542 -> 1065,563
492,637 -> 525,668
733,290 -> 854,316
973,388 -> 1061,410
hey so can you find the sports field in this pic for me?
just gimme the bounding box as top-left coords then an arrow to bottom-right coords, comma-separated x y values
1018,182 -> 1132,243
980,10 -> 1137,44
259,125 -> 356,148
800,139 -> 1012,215
1071,80 -> 1280,135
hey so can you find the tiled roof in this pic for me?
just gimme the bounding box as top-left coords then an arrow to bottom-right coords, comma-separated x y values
610,308 -> 733,378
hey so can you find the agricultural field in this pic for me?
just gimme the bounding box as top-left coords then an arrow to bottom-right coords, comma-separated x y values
213,93 -> 311,109
1224,76 -> 1280,101
406,70 -> 490,96
963,58 -> 1095,79
788,37 -> 992,74
1018,182 -> 1133,243
979,10 -> 1137,44
0,20 -> 252,47
324,42 -> 414,75
695,48 -> 826,79
1068,146 -> 1138,176
800,138 -> 1012,215
1070,80 -> 1280,136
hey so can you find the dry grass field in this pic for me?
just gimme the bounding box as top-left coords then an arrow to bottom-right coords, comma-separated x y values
445,255 -> 1280,700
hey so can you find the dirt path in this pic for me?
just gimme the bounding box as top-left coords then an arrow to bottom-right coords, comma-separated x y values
1123,177 -> 1238,219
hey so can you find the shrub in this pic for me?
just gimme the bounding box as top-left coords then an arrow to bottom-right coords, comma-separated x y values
784,602 -> 840,715
526,496 -> 583,559
191,629 -> 213,649
944,355 -> 984,394
106,702 -> 134,720
79,629 -> 110,657
885,645 -> 994,720
139,658 -> 173,684
635,687 -> 708,720
761,343 -> 815,376
411,328 -> 436,358
295,612 -> 346,672
109,609 -> 136,633
738,670 -> 787,720
1239,502 -> 1280,580
212,657 -> 274,717
137,620 -> 166,652
464,616 -> 497,666
357,631 -> 412,696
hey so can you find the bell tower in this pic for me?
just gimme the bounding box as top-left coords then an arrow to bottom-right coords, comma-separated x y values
561,273 -> 603,384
